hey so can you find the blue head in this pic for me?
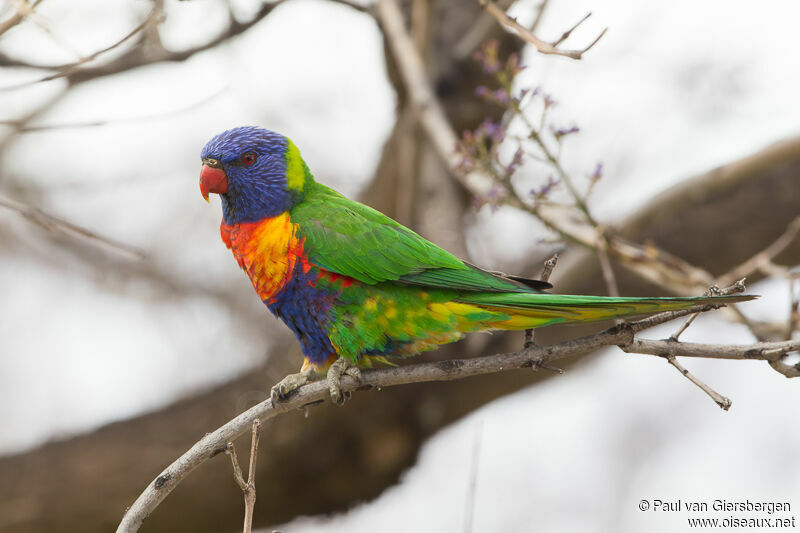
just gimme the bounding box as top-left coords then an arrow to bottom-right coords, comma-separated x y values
199,126 -> 313,224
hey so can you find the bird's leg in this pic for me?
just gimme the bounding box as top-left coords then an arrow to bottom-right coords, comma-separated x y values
327,357 -> 362,406
270,367 -> 316,406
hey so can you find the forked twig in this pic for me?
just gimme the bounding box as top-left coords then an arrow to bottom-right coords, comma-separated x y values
478,0 -> 607,60
225,420 -> 261,533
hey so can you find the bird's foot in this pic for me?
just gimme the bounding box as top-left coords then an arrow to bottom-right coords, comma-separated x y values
270,367 -> 316,406
327,358 -> 362,406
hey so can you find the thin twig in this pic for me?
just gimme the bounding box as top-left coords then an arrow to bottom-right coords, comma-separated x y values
225,444 -> 246,491
529,0 -> 549,34
243,420 -> 260,533
225,420 -> 261,533
0,6 -> 164,91
768,358 -> 800,378
668,284 -> 728,341
595,234 -> 620,297
549,12 -> 590,47
0,0 -> 44,37
524,125 -> 597,225
666,355 -> 732,410
453,0 -> 515,60
477,0 -> 606,60
0,0 -> 297,88
719,216 -> 800,287
669,312 -> 701,342
0,194 -> 145,259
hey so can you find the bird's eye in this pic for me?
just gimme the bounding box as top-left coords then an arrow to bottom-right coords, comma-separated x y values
241,152 -> 257,166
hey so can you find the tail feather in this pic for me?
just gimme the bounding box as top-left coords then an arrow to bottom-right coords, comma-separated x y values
457,293 -> 757,330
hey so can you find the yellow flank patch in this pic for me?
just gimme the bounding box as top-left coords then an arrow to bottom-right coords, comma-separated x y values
285,140 -> 309,193
442,301 -> 481,316
428,303 -> 451,319
499,315 -> 552,329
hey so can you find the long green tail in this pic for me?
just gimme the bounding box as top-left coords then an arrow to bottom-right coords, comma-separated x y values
457,293 -> 756,330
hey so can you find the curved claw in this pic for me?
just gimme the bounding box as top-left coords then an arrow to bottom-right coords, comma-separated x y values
327,358 -> 362,405
270,368 -> 315,407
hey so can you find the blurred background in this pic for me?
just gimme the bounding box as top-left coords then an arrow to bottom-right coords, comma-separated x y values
0,0 -> 798,531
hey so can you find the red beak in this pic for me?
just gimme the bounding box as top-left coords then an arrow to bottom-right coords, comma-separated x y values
199,164 -> 228,202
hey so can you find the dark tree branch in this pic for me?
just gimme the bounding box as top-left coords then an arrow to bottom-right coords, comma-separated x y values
0,1 -> 293,88
0,5 -> 165,90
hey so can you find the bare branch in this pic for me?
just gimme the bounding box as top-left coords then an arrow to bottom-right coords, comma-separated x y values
529,0 -> 549,34
0,5 -> 165,91
116,295 -> 772,532
621,338 -> 800,362
0,0 -> 302,88
621,280 -> 796,406
665,355 -> 731,410
550,12 -> 590,47
669,283 -> 732,341
477,0 -> 606,60
769,358 -> 800,378
453,0 -> 514,60
225,444 -> 247,492
0,194 -> 145,259
225,420 -> 261,533
595,234 -> 620,297
719,216 -> 800,287
0,0 -> 44,38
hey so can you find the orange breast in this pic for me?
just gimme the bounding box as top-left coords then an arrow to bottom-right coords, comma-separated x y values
220,213 -> 301,302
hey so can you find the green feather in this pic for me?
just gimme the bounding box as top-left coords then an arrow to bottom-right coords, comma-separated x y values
458,292 -> 756,327
291,183 -> 543,292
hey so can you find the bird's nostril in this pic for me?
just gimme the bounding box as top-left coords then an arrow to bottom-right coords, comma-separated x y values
203,157 -> 222,168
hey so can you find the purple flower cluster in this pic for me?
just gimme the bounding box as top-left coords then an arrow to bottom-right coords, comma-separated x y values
461,39 -> 603,217
589,162 -> 604,182
530,176 -> 560,200
552,124 -> 580,139
473,40 -> 502,74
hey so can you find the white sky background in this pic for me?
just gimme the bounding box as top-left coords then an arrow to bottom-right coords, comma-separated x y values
0,0 -> 798,530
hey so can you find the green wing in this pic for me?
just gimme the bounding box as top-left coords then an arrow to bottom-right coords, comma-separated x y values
290,183 -> 548,293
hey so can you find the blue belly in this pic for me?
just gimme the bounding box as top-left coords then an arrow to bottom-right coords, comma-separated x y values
266,262 -> 338,365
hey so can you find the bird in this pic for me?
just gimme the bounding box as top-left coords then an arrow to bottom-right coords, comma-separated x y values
199,126 -> 754,404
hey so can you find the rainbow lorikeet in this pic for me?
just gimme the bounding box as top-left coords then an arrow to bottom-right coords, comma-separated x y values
199,127 -> 752,404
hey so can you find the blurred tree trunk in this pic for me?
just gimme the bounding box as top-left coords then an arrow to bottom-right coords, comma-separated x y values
2,7 -> 800,533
